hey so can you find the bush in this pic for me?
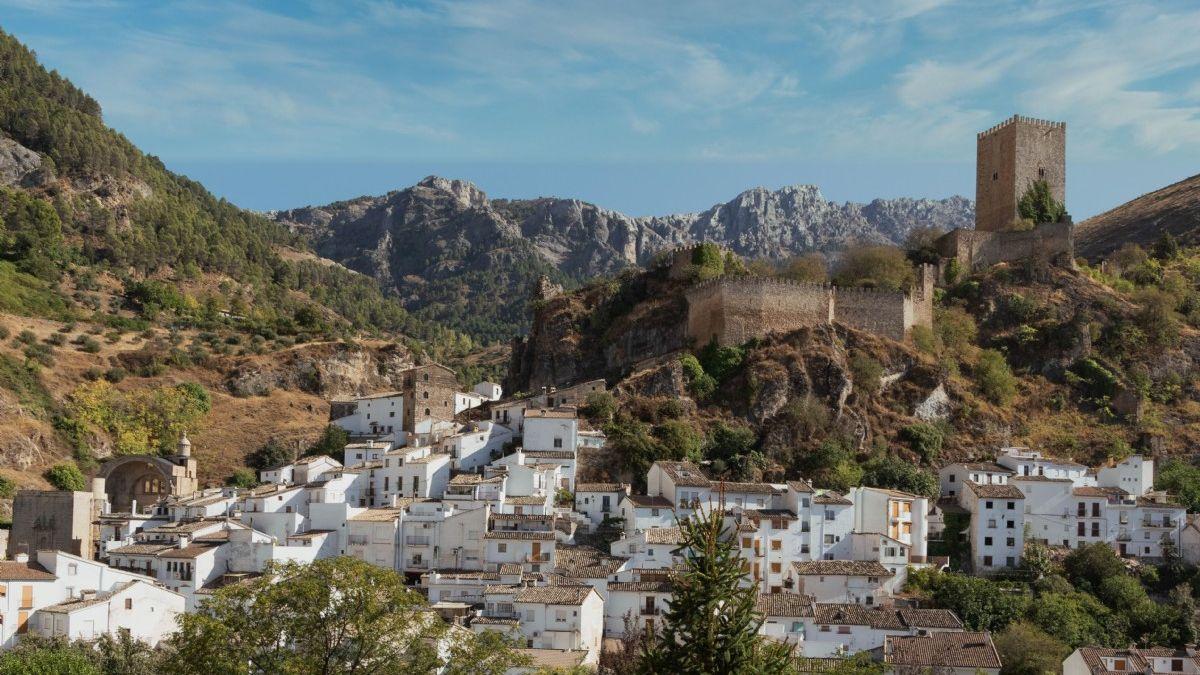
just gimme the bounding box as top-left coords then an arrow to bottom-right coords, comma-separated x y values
0,475 -> 15,499
246,439 -> 293,471
581,391 -> 616,423
104,367 -> 127,383
848,352 -> 883,394
993,620 -> 1071,675
935,306 -> 978,356
302,425 -> 350,459
781,253 -> 828,283
861,456 -> 937,497
975,349 -> 1017,405
900,423 -> 944,463
1017,179 -> 1065,224
652,420 -> 703,463
225,468 -> 258,489
697,340 -> 745,383
689,243 -> 725,281
1063,543 -> 1126,593
832,245 -> 914,291
679,354 -> 716,400
44,332 -> 65,346
77,336 -> 101,353
44,463 -> 86,491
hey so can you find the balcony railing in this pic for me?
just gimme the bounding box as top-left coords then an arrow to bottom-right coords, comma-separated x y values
406,536 -> 431,546
641,607 -> 660,616
524,553 -> 550,563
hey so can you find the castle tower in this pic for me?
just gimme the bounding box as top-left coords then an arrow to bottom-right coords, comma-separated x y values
975,115 -> 1065,232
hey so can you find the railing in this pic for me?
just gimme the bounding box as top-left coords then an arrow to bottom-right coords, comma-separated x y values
641,607 -> 660,616
347,536 -> 369,546
525,553 -> 550,563
406,536 -> 431,546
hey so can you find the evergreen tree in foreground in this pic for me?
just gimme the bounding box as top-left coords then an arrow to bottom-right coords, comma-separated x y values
638,508 -> 792,674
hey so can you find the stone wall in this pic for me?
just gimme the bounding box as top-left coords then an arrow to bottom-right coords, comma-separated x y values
685,266 -> 934,346
976,115 -> 1066,232
403,364 -> 459,428
8,490 -> 98,559
937,218 -> 1075,273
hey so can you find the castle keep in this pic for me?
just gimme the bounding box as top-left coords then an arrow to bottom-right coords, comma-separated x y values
937,114 -> 1075,272
667,245 -> 936,346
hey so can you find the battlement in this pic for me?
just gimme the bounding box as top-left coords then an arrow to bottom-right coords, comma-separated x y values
684,264 -> 934,346
977,114 -> 1066,139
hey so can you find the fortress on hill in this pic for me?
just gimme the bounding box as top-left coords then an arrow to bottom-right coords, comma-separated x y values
669,114 -> 1075,347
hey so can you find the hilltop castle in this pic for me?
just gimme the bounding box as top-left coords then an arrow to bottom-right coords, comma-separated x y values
664,244 -> 935,346
936,115 -> 1075,271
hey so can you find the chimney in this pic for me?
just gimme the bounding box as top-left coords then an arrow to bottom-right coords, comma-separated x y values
177,534 -> 190,549
14,553 -> 29,564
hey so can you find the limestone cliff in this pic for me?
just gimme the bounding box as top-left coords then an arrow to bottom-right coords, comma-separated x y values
272,177 -> 972,342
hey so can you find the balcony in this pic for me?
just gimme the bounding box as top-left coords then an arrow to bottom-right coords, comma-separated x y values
347,535 -> 369,546
406,536 -> 431,546
524,553 -> 550,563
641,607 -> 660,616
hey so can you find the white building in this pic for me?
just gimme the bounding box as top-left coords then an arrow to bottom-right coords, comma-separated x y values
331,392 -> 405,437
32,580 -> 184,646
473,381 -> 503,401
605,579 -> 672,637
938,462 -> 1012,501
961,481 -> 1025,572
574,483 -> 629,529
784,560 -> 894,605
618,495 -> 676,535
479,585 -> 604,656
1064,646 -> 1200,675
438,421 -> 514,472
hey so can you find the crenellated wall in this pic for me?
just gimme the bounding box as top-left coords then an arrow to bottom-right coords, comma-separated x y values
684,265 -> 935,346
937,218 -> 1075,273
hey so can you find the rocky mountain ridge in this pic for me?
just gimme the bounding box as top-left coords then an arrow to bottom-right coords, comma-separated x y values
272,176 -> 973,341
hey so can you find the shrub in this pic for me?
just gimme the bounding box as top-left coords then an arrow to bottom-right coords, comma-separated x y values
1017,179 -> 1065,224
689,243 -> 725,281
44,332 -> 65,346
103,367 -> 127,383
832,245 -> 914,291
78,336 -> 101,353
900,423 -> 944,463
0,475 -> 15,499
302,425 -> 350,459
848,352 -> 883,394
653,420 -> 703,463
679,354 -> 716,400
861,456 -> 937,497
44,463 -> 87,491
975,349 -> 1017,405
225,468 -> 258,489
246,439 -> 293,471
580,391 -> 616,423
935,306 -> 978,356
0,326 -> 7,340
911,325 -> 938,354
15,329 -> 37,345
781,253 -> 828,283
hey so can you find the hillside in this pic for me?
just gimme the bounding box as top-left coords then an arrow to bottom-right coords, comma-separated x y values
1077,172 -> 1200,259
272,177 -> 972,342
534,245 -> 1200,495
0,28 -> 489,501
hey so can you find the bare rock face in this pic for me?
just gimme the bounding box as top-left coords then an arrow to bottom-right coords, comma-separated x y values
272,176 -> 972,339
0,135 -> 50,188
224,343 -> 415,398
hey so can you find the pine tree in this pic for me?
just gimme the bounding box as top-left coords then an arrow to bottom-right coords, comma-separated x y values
637,508 -> 792,674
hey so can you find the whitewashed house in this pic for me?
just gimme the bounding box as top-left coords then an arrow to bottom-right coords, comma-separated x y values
574,483 -> 629,529
784,560 -> 894,605
32,580 -> 184,646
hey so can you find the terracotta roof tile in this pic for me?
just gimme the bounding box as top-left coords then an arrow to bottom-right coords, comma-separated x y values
756,593 -> 815,617
884,632 -> 1001,669
791,560 -> 891,577
0,560 -> 56,581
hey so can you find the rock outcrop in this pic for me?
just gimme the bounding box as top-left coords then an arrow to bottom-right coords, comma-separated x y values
0,135 -> 50,188
272,176 -> 972,340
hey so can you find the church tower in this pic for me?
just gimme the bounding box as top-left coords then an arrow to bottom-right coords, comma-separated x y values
975,115 -> 1066,232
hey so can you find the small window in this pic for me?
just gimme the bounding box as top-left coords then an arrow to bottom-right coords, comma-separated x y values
1038,167 -> 1046,178
498,543 -> 507,553
125,598 -> 133,610
992,172 -> 998,180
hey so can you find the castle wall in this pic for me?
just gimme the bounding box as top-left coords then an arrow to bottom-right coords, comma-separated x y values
8,490 -> 98,559
685,270 -> 934,347
976,116 -> 1065,232
938,219 -> 1074,273
832,288 -> 910,342
686,278 -> 833,347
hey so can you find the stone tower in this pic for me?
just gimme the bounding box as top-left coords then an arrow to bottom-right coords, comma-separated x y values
975,115 -> 1066,232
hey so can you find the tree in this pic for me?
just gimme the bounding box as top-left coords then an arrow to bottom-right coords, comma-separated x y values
638,509 -> 792,674
832,245 -> 915,291
245,438 -> 293,471
1017,180 -> 1065,225
0,636 -> 101,674
848,352 -> 882,395
580,391 -> 616,424
697,340 -> 745,383
920,571 -> 1028,632
1062,543 -> 1125,593
689,242 -> 725,281
781,253 -> 828,283
441,628 -> 531,675
653,419 -> 704,463
302,425 -> 350,459
975,349 -> 1017,405
225,468 -> 258,489
679,354 -> 716,400
1156,459 -> 1200,512
993,620 -> 1070,675
705,422 -> 759,480
899,423 -> 943,464
1021,537 -> 1056,580
167,557 -> 520,674
45,463 -> 86,491
1027,591 -> 1117,648
95,629 -> 164,675
904,225 -> 945,265
860,456 -> 937,497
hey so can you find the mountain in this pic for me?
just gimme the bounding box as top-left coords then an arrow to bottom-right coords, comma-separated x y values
1077,173 -> 1200,260
272,177 -> 973,342
0,28 -> 492,495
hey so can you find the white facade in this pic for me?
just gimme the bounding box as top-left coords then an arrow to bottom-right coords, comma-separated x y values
473,381 -> 503,401
332,393 -> 405,437
32,580 -> 184,646
574,484 -> 628,529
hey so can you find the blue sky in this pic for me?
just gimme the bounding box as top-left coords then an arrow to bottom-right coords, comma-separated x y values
2,0 -> 1199,217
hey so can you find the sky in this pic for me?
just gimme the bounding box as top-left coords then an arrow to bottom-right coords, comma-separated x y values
2,0 -> 1199,218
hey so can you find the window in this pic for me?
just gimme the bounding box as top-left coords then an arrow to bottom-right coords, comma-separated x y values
1092,503 -> 1101,518
1091,523 -> 1100,537
1006,556 -> 1016,567
824,510 -> 834,521
1006,538 -> 1015,547
819,625 -> 831,632
1114,660 -> 1126,671
67,563 -> 77,576
1038,167 -> 1046,177
992,172 -> 999,180
984,537 -> 993,546
824,535 -> 835,545
837,626 -> 851,634
1077,522 -> 1085,536
985,501 -> 993,509
987,519 -> 997,528
771,539 -> 782,551
770,563 -> 781,573
1006,520 -> 1015,529
1006,502 -> 1015,510
553,438 -> 563,448
1173,660 -> 1184,671
1077,502 -> 1086,517
983,555 -> 993,566
498,544 -> 507,553
948,474 -> 956,483
125,598 -> 133,610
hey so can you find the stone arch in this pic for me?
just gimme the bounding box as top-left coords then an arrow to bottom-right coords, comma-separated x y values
98,455 -> 179,513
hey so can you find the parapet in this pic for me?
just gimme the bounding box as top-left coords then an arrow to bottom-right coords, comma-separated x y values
977,114 -> 1066,139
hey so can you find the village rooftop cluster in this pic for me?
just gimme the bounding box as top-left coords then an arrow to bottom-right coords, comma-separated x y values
4,362 -> 1200,673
